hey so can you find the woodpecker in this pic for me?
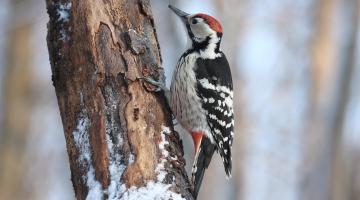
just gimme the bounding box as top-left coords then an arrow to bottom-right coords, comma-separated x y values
144,5 -> 234,199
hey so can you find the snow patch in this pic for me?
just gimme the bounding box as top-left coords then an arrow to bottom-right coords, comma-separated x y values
103,86 -> 127,200
106,132 -> 126,200
72,112 -> 104,200
57,2 -> 72,22
120,181 -> 185,200
56,1 -> 72,41
156,126 -> 171,181
119,125 -> 185,200
59,29 -> 70,42
80,92 -> 183,200
85,167 -> 104,200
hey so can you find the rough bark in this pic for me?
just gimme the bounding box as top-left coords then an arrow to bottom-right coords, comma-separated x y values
45,0 -> 192,199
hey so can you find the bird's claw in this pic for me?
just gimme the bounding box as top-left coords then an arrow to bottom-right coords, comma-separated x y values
139,77 -> 161,87
139,76 -> 166,92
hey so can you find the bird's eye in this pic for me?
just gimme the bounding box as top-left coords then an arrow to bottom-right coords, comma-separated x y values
192,19 -> 198,24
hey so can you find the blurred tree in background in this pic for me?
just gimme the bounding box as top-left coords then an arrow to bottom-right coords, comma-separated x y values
0,0 -> 33,199
0,0 -> 359,200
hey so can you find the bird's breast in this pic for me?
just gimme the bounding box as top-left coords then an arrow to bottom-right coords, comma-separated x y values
169,54 -> 209,134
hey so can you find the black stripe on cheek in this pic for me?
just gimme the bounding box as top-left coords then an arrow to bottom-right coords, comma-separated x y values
193,36 -> 211,52
187,24 -> 194,39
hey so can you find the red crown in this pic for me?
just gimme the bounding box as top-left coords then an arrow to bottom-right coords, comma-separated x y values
194,13 -> 223,33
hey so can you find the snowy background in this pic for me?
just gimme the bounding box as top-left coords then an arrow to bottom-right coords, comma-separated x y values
0,0 -> 359,200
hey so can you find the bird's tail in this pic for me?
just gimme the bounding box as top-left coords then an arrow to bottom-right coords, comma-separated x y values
191,137 -> 216,199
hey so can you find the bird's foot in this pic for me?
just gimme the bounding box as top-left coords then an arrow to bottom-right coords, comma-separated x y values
139,76 -> 166,92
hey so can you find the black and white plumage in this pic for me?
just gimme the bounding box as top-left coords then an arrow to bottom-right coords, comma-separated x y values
146,5 -> 234,199
195,53 -> 234,174
168,5 -> 234,199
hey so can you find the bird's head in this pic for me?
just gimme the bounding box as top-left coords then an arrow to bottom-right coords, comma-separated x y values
169,5 -> 223,49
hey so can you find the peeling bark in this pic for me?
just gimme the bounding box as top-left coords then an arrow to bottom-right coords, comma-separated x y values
45,0 -> 192,199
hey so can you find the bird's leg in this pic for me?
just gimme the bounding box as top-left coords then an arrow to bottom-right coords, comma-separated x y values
140,76 -> 166,91
140,69 -> 177,120
140,76 -> 170,99
139,74 -> 171,108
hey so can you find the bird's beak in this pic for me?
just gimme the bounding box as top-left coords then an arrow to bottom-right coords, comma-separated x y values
168,5 -> 189,23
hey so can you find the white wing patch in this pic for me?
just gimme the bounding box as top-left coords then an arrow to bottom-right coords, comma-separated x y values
199,78 -> 234,97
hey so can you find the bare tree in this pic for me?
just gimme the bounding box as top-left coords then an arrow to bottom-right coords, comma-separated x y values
329,0 -> 359,199
0,1 -> 34,199
302,0 -> 359,199
45,0 -> 192,199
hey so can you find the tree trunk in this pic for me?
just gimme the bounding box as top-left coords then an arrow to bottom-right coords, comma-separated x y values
45,0 -> 192,199
0,1 -> 33,198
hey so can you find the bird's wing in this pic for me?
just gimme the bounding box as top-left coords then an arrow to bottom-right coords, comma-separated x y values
195,52 -> 234,175
191,53 -> 234,198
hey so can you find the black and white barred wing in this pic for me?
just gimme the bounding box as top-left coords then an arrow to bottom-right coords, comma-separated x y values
195,53 -> 234,176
